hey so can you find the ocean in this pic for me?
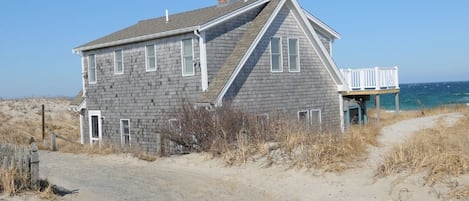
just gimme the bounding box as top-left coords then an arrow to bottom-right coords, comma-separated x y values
367,81 -> 469,111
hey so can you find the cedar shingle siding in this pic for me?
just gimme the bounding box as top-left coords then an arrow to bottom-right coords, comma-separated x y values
74,0 -> 343,152
224,5 -> 340,130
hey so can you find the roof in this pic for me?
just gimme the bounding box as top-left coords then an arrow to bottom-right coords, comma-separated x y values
198,0 -> 280,104
74,0 -> 264,52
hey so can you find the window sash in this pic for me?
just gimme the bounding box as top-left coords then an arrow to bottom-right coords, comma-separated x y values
288,38 -> 299,72
270,37 -> 282,72
146,45 -> 156,71
182,39 -> 194,76
88,54 -> 96,83
114,50 -> 123,74
120,119 -> 131,146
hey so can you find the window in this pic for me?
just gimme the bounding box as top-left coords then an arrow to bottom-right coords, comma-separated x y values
310,109 -> 322,130
169,119 -> 181,134
181,38 -> 194,76
298,110 -> 309,124
88,54 -> 96,83
288,38 -> 300,72
270,37 -> 282,72
114,50 -> 124,74
145,45 -> 157,71
120,119 -> 131,146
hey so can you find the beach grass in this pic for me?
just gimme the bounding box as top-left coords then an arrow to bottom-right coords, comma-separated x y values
376,113 -> 469,199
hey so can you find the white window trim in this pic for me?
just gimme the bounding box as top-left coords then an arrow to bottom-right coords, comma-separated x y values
88,110 -> 102,145
181,38 -> 195,76
145,44 -> 157,72
88,54 -> 97,84
270,37 -> 283,73
297,110 -> 309,122
310,109 -> 322,130
288,37 -> 300,72
114,49 -> 124,75
120,119 -> 131,147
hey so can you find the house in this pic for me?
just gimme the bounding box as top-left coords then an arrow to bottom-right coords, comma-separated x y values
71,0 -> 399,152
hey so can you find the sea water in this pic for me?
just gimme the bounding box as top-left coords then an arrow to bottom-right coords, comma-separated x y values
367,81 -> 469,111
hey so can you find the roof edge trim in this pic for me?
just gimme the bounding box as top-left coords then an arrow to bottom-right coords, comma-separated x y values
73,27 -> 196,53
214,0 -> 286,106
303,10 -> 341,40
199,0 -> 271,32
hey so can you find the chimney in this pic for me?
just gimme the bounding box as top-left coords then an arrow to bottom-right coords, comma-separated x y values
218,0 -> 241,7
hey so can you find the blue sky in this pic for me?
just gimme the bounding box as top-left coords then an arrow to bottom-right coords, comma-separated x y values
1,0 -> 468,98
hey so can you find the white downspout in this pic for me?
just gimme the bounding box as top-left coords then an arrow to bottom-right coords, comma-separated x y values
80,53 -> 87,97
79,111 -> 84,144
194,29 -> 208,91
339,94 -> 345,132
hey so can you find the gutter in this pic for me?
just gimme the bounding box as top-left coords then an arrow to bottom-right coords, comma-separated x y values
72,27 -> 198,54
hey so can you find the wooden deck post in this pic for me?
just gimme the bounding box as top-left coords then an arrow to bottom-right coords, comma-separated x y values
395,93 -> 400,115
376,95 -> 381,125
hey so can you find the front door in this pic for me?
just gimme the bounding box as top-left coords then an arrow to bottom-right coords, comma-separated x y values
88,110 -> 102,145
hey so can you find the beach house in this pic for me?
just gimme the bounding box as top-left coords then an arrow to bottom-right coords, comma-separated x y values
71,0 -> 399,152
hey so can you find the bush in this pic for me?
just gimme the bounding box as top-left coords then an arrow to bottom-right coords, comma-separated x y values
161,102 -> 380,170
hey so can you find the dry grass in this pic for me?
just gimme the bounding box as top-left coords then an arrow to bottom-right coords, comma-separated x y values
274,123 -> 380,171
164,102 -> 381,171
0,168 -> 30,196
368,104 -> 469,126
0,98 -> 79,146
376,113 -> 469,199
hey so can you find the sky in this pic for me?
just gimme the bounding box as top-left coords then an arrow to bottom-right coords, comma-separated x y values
1,0 -> 468,98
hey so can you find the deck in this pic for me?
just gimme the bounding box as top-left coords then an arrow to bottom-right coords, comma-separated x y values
340,66 -> 400,95
340,66 -> 400,125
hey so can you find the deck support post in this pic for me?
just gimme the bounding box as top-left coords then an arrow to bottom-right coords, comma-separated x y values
395,93 -> 400,116
375,95 -> 381,125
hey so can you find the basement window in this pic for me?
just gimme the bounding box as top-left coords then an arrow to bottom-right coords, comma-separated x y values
169,119 -> 181,134
298,110 -> 309,124
310,109 -> 322,131
120,119 -> 131,147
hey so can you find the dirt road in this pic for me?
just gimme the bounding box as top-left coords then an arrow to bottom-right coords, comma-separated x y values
40,151 -> 275,201
38,113 -> 464,201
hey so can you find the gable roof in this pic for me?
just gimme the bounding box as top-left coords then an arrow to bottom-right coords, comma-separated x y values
198,0 -> 281,105
73,0 -> 340,53
198,0 -> 346,106
73,0 -> 267,53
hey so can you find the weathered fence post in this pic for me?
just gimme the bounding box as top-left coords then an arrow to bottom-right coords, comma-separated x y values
30,142 -> 39,185
51,133 -> 57,151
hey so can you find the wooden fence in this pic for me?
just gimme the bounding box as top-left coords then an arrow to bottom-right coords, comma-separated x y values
0,143 -> 39,184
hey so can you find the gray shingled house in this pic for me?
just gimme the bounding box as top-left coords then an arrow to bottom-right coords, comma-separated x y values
72,0 -> 399,152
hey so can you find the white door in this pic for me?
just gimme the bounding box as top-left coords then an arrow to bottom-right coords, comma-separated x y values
88,110 -> 102,145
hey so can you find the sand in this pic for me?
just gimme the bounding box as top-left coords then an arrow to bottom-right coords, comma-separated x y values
1,113 -> 465,201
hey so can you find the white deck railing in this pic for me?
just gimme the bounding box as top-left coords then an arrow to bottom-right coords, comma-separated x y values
340,66 -> 399,91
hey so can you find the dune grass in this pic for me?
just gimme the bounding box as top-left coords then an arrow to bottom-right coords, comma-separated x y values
376,113 -> 469,199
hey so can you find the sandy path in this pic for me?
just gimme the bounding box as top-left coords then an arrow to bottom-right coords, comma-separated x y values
39,152 -> 276,201
37,113 -> 464,201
